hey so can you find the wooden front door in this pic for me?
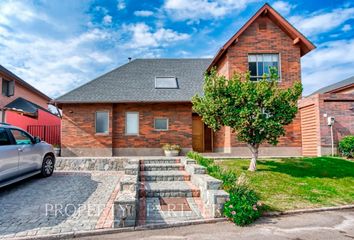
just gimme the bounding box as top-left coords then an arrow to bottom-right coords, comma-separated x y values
192,115 -> 204,152
204,125 -> 213,152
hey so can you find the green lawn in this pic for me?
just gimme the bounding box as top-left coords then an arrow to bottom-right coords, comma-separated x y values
217,157 -> 354,211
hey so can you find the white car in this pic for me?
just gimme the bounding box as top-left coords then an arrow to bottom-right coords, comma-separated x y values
0,123 -> 55,188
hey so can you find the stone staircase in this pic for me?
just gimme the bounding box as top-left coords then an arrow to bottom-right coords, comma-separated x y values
113,157 -> 229,228
139,159 -> 200,198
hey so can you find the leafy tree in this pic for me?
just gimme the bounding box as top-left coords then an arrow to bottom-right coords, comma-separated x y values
192,68 -> 302,171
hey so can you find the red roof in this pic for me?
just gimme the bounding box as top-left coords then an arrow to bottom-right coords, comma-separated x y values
207,3 -> 316,71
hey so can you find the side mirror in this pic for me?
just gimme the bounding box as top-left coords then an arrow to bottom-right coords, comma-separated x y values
33,136 -> 41,144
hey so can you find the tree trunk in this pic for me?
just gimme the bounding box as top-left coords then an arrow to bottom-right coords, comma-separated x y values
248,144 -> 259,171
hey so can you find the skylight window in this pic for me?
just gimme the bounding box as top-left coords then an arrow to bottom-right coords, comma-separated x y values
155,77 -> 178,89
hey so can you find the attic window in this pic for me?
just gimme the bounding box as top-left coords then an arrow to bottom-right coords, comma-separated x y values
155,77 -> 178,89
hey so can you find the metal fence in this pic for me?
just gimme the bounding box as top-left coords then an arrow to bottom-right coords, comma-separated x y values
27,125 -> 61,146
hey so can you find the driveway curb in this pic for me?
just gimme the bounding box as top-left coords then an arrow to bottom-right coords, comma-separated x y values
10,206 -> 354,240
10,218 -> 227,240
263,204 -> 354,216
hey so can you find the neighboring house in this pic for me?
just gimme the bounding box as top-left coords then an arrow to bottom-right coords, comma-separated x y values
0,65 -> 61,142
55,4 -> 315,157
299,76 -> 354,156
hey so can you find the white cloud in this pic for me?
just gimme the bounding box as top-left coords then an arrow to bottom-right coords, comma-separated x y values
123,23 -> 190,48
0,1 -> 116,98
302,39 -> 354,95
103,15 -> 112,24
290,7 -> 354,36
134,10 -> 154,17
342,24 -> 351,32
163,0 -> 258,21
117,0 -> 126,10
95,6 -> 109,14
0,28 -> 115,97
272,1 -> 295,15
0,1 -> 49,25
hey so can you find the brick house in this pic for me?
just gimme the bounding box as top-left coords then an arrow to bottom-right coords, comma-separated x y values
56,4 -> 316,157
299,76 -> 354,156
0,65 -> 61,144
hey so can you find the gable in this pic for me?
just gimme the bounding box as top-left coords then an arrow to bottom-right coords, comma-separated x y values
208,3 -> 316,71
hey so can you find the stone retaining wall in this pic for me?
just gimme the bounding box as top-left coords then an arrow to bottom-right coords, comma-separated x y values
55,157 -> 128,171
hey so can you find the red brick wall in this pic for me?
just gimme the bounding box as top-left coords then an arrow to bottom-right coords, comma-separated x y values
112,103 -> 192,149
0,72 -> 48,109
318,94 -> 354,150
61,102 -> 193,156
214,15 -> 302,149
299,94 -> 354,156
61,103 -> 113,151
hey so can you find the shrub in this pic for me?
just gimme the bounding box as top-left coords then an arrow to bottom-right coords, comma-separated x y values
187,152 -> 261,225
339,135 -> 354,158
224,185 -> 262,226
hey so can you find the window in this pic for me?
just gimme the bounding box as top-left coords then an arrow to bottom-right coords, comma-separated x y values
126,112 -> 139,135
2,79 -> 15,97
95,111 -> 109,134
10,129 -> 33,145
154,118 -> 168,131
0,128 -> 11,146
248,54 -> 279,81
155,77 -> 178,89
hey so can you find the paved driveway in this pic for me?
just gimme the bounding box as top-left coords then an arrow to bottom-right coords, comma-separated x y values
0,171 -> 123,239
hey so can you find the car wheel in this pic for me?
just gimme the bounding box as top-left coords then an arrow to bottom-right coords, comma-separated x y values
41,155 -> 55,177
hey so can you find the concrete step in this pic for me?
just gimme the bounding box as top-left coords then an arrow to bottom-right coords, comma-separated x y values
140,163 -> 184,171
191,174 -> 222,190
140,171 -> 190,182
140,159 -> 181,164
139,181 -> 200,198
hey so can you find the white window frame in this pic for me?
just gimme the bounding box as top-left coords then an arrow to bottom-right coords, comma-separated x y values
95,111 -> 109,134
154,118 -> 169,131
125,112 -> 139,135
155,76 -> 178,89
248,53 -> 281,81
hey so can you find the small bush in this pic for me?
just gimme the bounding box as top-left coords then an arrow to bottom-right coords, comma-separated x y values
188,152 -> 262,225
339,135 -> 354,158
224,186 -> 262,226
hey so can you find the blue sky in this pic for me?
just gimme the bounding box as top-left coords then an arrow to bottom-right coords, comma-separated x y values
0,0 -> 353,98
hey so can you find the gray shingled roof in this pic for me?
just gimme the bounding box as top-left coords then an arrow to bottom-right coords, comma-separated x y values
310,76 -> 354,95
56,59 -> 212,103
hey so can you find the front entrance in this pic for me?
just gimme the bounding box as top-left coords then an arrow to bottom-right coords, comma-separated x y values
192,114 -> 213,152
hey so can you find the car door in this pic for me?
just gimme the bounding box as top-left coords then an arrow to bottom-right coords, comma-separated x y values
10,129 -> 42,174
0,127 -> 20,182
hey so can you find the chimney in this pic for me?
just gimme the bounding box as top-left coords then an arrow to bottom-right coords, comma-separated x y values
128,57 -> 132,62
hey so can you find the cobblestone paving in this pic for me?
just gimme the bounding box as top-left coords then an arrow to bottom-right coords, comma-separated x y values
0,171 -> 123,239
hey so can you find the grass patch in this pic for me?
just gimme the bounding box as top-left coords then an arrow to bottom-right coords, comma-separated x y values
217,157 -> 354,211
